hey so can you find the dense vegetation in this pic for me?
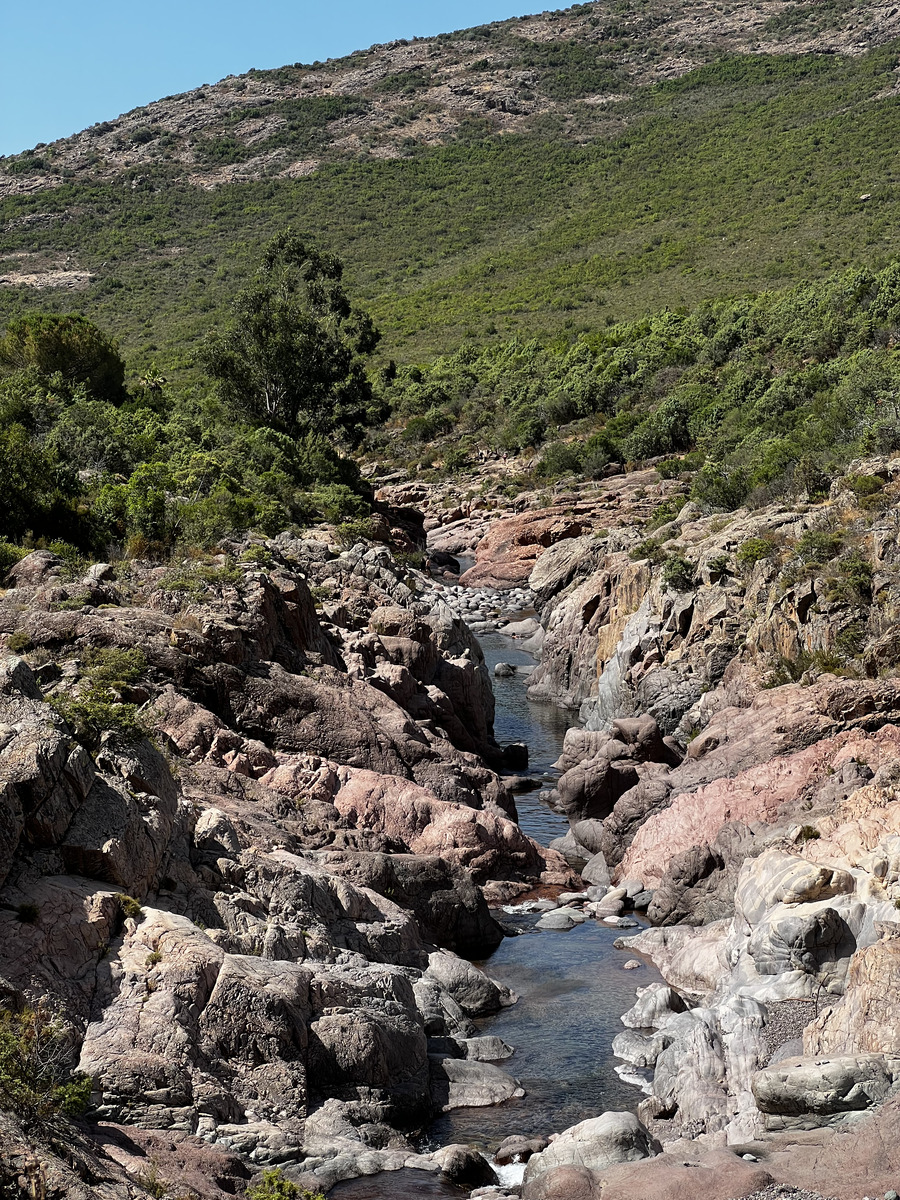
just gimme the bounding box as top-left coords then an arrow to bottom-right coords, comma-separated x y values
3,11 -> 900,554
376,258 -> 900,510
1,43 -> 899,371
0,238 -> 379,555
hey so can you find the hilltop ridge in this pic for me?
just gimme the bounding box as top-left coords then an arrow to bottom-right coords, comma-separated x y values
3,0 -> 900,366
4,0 -> 900,194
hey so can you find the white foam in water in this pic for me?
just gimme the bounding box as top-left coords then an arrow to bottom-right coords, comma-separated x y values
614,1063 -> 654,1094
493,1159 -> 527,1187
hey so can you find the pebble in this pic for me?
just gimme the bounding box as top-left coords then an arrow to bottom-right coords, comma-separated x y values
623,960 -> 642,970
739,1187 -> 841,1200
417,581 -> 537,634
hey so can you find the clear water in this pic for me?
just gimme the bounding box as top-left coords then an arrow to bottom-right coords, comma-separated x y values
431,918 -> 659,1150
478,630 -> 575,844
331,1170 -> 466,1198
328,629 -> 658,1197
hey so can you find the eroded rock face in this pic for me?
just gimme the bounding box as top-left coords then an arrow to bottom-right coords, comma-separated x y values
0,535 -> 576,1181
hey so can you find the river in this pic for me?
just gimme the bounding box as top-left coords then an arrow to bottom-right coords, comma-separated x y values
332,629 -> 658,1197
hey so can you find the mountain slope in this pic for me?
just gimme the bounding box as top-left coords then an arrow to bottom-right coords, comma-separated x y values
1,0 -> 900,371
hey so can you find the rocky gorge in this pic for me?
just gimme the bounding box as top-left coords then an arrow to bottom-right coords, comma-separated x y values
4,452 -> 900,1198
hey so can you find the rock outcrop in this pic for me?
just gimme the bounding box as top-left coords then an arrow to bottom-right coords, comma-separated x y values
0,537 -> 573,1186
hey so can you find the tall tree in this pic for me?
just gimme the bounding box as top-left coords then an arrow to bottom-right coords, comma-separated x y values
0,314 -> 126,404
200,231 -> 384,445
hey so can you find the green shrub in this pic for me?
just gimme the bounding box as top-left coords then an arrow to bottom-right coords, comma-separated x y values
535,440 -> 584,478
645,499 -> 683,532
835,620 -> 868,657
797,824 -> 821,841
627,537 -> 663,566
0,1007 -> 92,1120
707,554 -> 731,583
84,646 -> 147,687
736,537 -> 777,569
661,553 -> 695,591
47,540 -> 88,579
796,529 -> 843,566
51,689 -> 151,750
656,457 -> 689,479
158,561 -> 242,597
0,542 -> 27,576
5,631 -> 33,655
335,518 -> 376,548
308,483 -> 370,524
763,651 -> 814,687
692,462 -> 749,511
247,1168 -> 325,1200
630,537 -> 666,564
844,473 -> 883,497
116,894 -> 143,921
826,551 -> 873,604
241,545 -> 274,568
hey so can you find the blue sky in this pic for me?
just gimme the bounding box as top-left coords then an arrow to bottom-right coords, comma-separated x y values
1,1 -> 536,157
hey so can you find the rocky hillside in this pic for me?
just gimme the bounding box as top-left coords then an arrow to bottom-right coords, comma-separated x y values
8,443 -> 900,1196
374,448 -> 900,1198
0,529 -> 573,1196
3,1 -> 900,363
3,0 -> 897,193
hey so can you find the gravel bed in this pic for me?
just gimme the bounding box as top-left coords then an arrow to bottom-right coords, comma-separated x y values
736,1188 -> 840,1200
761,999 -> 819,1063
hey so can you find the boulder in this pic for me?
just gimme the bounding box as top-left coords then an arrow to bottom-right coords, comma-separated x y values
581,852 -> 611,889
425,950 -> 515,1016
752,1053 -> 900,1126
430,1057 -> 524,1110
523,1112 -> 660,1192
620,983 -> 686,1030
434,1144 -> 498,1187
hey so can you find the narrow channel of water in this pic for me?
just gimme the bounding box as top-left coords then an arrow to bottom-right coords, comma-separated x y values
331,624 -> 657,1197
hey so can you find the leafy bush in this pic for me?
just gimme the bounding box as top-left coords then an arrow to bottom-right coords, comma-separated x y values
844,473 -> 884,497
335,518 -> 376,547
661,554 -> 695,591
5,631 -> 33,655
0,313 -> 125,404
736,537 -> 776,569
0,542 -> 28,575
116,894 -> 143,921
630,537 -> 665,564
0,1007 -> 92,1120
51,689 -> 151,750
826,550 -> 873,604
645,499 -> 683,532
535,440 -> 583,478
84,646 -> 147,687
796,530 -> 842,567
707,554 -> 731,583
247,1168 -> 325,1200
158,561 -> 242,597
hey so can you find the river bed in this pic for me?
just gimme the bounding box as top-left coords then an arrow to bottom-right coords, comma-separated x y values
331,626 -> 656,1197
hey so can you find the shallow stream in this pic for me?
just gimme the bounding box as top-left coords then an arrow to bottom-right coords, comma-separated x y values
331,627 -> 658,1197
